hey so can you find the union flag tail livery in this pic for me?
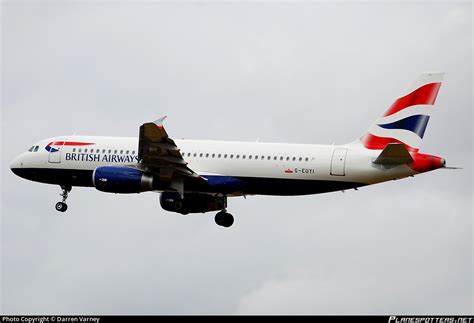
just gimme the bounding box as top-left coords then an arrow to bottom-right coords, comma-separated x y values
10,73 -> 452,228
360,72 -> 443,152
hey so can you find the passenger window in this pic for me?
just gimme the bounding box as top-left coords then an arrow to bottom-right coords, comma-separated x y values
132,150 -> 135,154
230,154 -> 234,159
224,154 -> 227,158
194,153 -> 197,157
79,148 -> 82,153
212,153 -> 215,158
280,156 -> 283,161
236,155 -> 240,159
248,155 -> 252,159
187,153 -> 191,157
126,150 -> 129,154
199,153 -> 203,157
273,156 -> 277,160
286,157 -> 289,161
305,157 -> 309,162
267,156 -> 271,160
299,157 -> 302,161
120,150 -> 123,154
102,149 -> 106,153
114,150 -> 117,154
218,154 -> 221,158
84,149 -> 88,153
292,157 -> 296,161
255,155 -> 258,160
73,148 -> 76,152
261,156 -> 265,160
243,155 -> 246,159
108,149 -> 111,154
206,153 -> 209,158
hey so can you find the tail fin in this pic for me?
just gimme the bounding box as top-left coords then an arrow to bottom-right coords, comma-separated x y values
360,72 -> 444,152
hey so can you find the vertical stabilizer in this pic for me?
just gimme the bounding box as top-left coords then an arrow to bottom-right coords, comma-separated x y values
360,72 -> 444,151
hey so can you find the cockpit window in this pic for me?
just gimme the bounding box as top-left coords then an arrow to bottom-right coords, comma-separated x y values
28,146 -> 40,152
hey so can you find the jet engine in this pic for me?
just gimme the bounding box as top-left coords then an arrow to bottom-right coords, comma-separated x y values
160,192 -> 226,214
93,166 -> 158,193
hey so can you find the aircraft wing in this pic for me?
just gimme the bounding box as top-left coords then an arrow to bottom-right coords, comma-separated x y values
137,116 -> 201,182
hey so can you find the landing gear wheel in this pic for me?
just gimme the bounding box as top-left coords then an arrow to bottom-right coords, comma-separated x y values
215,211 -> 234,228
222,213 -> 234,228
55,185 -> 71,213
215,211 -> 226,226
55,202 -> 68,212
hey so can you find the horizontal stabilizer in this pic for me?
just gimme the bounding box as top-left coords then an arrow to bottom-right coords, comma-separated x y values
373,143 -> 413,165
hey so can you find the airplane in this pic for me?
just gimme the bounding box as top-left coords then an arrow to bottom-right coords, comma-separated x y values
10,72 -> 450,227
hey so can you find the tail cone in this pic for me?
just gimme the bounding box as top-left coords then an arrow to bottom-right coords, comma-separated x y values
409,153 -> 445,173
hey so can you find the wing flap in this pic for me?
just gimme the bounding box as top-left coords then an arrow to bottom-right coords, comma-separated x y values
137,117 -> 204,183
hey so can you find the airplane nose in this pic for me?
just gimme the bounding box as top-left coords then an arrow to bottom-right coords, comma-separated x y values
10,155 -> 23,175
10,154 -> 34,181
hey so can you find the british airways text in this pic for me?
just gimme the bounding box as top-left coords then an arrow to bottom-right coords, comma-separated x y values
65,153 -> 139,163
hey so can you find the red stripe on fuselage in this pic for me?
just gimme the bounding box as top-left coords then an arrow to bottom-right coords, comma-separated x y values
48,141 -> 95,146
360,133 -> 418,152
383,82 -> 441,117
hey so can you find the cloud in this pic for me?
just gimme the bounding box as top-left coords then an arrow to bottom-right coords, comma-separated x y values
237,188 -> 472,314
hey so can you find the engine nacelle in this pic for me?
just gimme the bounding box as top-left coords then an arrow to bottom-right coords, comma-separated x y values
93,166 -> 157,193
160,192 -> 226,214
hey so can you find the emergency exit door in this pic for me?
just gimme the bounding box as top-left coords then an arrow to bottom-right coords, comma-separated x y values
330,148 -> 348,176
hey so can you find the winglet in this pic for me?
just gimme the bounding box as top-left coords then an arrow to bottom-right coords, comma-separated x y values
373,143 -> 413,165
153,116 -> 168,126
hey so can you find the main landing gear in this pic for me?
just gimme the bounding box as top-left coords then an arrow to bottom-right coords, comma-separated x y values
55,185 -> 71,213
214,209 -> 234,228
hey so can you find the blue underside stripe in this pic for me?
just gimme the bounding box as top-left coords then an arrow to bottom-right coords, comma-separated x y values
12,168 -> 366,196
378,115 -> 430,138
182,174 -> 364,195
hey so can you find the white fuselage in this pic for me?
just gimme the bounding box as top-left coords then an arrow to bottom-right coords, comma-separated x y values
11,135 -> 419,196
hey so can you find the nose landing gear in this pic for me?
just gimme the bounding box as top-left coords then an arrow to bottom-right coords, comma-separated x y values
215,209 -> 234,228
55,185 -> 71,213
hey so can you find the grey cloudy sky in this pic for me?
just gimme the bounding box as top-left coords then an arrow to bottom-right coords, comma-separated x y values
1,1 -> 472,315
